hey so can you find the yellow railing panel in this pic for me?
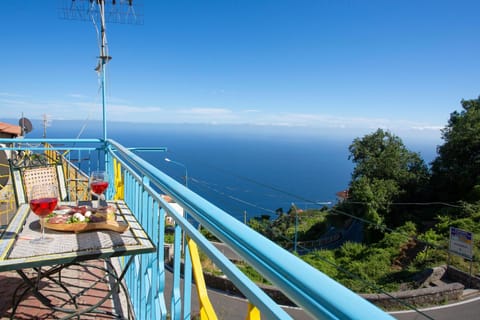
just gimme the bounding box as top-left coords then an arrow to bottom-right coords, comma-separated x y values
0,184 -> 16,226
246,303 -> 261,320
113,158 -> 124,200
188,238 -> 218,320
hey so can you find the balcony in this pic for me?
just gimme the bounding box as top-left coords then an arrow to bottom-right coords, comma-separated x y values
0,138 -> 394,319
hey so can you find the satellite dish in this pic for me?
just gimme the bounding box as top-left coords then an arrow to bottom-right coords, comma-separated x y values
18,117 -> 33,135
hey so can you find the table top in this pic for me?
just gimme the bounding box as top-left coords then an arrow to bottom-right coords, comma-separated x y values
0,201 -> 156,272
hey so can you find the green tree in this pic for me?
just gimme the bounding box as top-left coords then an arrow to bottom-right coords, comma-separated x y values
347,129 -> 429,229
431,97 -> 480,202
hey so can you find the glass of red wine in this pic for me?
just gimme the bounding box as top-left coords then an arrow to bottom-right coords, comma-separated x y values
90,171 -> 109,209
29,184 -> 58,243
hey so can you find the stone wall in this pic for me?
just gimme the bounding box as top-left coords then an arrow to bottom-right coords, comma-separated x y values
201,270 -> 465,309
446,266 -> 480,289
361,283 -> 464,309
164,245 -> 470,309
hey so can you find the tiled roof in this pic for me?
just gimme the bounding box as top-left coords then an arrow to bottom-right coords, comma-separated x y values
0,122 -> 21,136
336,189 -> 350,199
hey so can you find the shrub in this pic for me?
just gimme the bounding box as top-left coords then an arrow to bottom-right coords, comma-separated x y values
336,241 -> 366,260
302,250 -> 338,279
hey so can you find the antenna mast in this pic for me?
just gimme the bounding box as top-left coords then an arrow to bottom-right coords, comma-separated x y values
59,0 -> 143,141
42,114 -> 52,138
99,0 -> 108,141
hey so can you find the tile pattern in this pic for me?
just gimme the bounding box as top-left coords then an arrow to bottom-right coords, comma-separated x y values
0,259 -> 130,319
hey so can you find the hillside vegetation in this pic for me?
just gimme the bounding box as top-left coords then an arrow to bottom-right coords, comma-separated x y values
249,97 -> 480,293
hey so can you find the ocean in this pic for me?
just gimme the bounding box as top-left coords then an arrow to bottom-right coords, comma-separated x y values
24,120 -> 439,221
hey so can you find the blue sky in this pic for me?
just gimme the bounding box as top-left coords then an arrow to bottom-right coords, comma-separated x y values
1,0 -> 479,141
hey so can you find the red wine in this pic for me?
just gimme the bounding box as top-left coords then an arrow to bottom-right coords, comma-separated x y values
30,197 -> 58,217
91,181 -> 109,195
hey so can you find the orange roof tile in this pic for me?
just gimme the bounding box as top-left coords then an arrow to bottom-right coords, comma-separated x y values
336,190 -> 350,199
0,122 -> 21,136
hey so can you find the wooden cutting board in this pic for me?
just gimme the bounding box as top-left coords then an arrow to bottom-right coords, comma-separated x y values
44,219 -> 129,233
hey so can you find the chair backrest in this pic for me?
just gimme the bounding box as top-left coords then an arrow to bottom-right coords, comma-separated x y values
10,160 -> 68,206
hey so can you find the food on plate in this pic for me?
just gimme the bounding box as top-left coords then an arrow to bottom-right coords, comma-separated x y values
43,204 -> 128,233
47,205 -> 115,224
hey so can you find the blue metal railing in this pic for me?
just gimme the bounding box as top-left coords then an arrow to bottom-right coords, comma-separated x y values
0,138 -> 395,320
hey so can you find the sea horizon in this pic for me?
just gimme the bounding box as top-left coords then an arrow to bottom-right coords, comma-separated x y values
3,118 -> 440,221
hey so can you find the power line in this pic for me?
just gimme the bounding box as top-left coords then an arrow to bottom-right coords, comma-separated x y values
160,163 -> 459,317
190,176 -> 278,214
190,169 -> 470,263
346,200 -> 464,208
227,203 -> 435,318
304,250 -> 435,319
172,154 -> 462,218
158,154 -> 471,255
172,156 -> 334,205
169,161 -> 464,246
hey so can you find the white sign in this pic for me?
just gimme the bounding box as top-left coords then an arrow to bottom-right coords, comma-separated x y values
449,227 -> 474,260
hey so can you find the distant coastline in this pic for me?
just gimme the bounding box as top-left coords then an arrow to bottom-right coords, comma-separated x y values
4,118 -> 439,220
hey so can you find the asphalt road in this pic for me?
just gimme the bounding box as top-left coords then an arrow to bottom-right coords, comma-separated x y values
165,270 -> 480,320
391,296 -> 480,320
200,243 -> 480,319
163,264 -> 315,319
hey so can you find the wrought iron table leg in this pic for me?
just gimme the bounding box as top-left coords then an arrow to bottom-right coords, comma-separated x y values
59,256 -> 135,320
15,266 -> 80,317
12,258 -> 133,319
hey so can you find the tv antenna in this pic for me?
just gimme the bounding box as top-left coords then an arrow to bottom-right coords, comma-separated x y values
59,0 -> 143,25
58,0 -> 143,140
42,114 -> 53,138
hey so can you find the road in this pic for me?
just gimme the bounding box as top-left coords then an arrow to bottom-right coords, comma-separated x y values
163,264 -> 314,319
165,271 -> 480,320
391,296 -> 480,320
205,242 -> 480,319
164,263 -> 480,319
162,242 -> 480,319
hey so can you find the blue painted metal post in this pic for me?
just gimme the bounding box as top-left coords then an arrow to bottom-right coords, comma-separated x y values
138,176 -> 150,320
155,204 -> 168,319
98,0 -> 109,172
101,62 -> 107,141
182,244 -> 192,320
99,0 -> 108,142
171,223 -> 183,319
164,158 -> 192,318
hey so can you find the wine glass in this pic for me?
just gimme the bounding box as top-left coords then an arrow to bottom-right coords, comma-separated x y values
29,184 -> 58,243
90,171 -> 109,209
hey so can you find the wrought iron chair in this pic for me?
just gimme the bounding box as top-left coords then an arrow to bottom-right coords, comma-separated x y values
9,151 -> 68,207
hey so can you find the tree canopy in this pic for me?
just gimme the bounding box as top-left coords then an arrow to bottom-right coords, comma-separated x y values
347,129 -> 429,228
431,97 -> 480,202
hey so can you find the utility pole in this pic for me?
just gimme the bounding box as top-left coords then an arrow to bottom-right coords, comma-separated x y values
292,203 -> 299,253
